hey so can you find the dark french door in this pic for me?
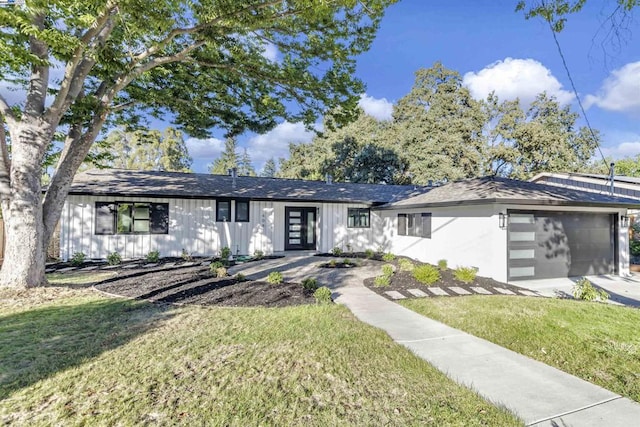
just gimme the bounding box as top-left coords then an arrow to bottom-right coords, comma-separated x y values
285,207 -> 317,250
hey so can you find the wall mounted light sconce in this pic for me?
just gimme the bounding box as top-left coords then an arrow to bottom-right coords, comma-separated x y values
621,215 -> 630,228
499,212 -> 507,229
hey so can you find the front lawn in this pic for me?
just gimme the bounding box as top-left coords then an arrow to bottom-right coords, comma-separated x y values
0,283 -> 520,425
401,296 -> 640,402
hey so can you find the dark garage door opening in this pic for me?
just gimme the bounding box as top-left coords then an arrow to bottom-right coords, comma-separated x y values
507,211 -> 617,281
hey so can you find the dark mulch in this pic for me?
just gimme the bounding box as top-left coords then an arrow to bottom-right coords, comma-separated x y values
94,265 -> 315,308
315,252 -> 385,261
319,261 -> 360,269
364,259 -> 528,298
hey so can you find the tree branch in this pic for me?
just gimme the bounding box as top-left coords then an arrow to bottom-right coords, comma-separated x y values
0,94 -> 16,124
0,122 -> 11,200
24,13 -> 49,117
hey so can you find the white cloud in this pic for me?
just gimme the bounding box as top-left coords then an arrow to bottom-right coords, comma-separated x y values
247,121 -> 315,167
601,139 -> 640,159
358,94 -> 394,121
585,61 -> 640,114
463,58 -> 575,106
185,137 -> 225,159
262,42 -> 279,63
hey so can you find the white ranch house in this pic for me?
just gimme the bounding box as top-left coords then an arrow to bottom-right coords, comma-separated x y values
61,169 -> 640,283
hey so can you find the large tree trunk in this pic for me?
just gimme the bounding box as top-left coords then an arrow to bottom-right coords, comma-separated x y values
0,121 -> 50,288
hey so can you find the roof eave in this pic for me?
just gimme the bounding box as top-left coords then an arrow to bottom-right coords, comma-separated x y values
373,197 -> 640,210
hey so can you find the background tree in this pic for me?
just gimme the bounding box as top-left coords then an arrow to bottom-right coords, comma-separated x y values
0,0 -> 395,288
260,158 -> 278,178
238,148 -> 257,176
209,138 -> 239,175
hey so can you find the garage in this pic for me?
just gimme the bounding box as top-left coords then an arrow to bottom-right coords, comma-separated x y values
507,210 -> 617,280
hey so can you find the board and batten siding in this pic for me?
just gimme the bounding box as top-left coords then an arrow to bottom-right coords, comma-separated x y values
60,195 -> 378,260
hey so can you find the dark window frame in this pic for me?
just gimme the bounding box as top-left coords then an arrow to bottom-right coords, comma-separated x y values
216,199 -> 231,222
235,199 -> 250,222
347,208 -> 370,228
94,202 -> 169,235
397,212 -> 431,239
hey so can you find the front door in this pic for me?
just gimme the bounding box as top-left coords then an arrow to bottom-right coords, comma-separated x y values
285,207 -> 317,250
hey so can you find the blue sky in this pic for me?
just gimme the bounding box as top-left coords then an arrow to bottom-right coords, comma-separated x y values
187,0 -> 640,174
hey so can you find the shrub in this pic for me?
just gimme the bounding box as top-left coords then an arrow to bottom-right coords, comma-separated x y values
329,259 -> 337,267
106,251 -> 121,266
630,240 -> 640,257
70,251 -> 86,267
253,250 -> 264,260
437,259 -> 448,271
180,248 -> 193,261
573,278 -> 609,302
267,271 -> 284,284
314,286 -> 333,304
374,275 -> 391,287
398,258 -> 415,272
365,249 -> 375,259
412,264 -> 441,285
235,273 -> 246,281
220,246 -> 232,263
342,258 -> 355,266
146,250 -> 160,263
454,266 -> 478,284
382,252 -> 396,262
331,246 -> 343,256
302,277 -> 319,291
381,264 -> 394,277
209,260 -> 224,274
215,267 -> 228,278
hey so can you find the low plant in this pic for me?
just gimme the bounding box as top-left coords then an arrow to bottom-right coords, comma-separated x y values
267,271 -> 284,285
454,266 -> 478,284
313,286 -> 333,304
180,248 -> 193,261
329,259 -> 337,267
302,277 -> 319,291
398,258 -> 415,272
381,264 -> 394,277
106,251 -> 121,266
346,243 -> 353,253
234,273 -> 246,281
365,249 -> 375,259
331,246 -> 343,256
342,258 -> 356,267
220,246 -> 232,264
70,251 -> 86,267
413,264 -> 441,286
382,252 -> 396,262
437,259 -> 448,271
630,240 -> 640,257
374,275 -> 391,287
146,250 -> 160,263
209,260 -> 224,274
573,278 -> 609,302
215,267 -> 228,278
253,250 -> 264,260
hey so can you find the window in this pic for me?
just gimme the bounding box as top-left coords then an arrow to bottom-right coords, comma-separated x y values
235,200 -> 250,222
95,202 -> 169,235
216,199 -> 231,222
347,208 -> 370,228
397,212 -> 431,238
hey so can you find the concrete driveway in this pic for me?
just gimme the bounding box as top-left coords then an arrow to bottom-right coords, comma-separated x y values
510,274 -> 640,308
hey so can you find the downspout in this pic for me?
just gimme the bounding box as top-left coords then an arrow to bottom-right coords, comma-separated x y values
609,162 -> 615,196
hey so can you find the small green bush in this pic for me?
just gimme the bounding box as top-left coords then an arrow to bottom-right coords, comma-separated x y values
413,264 -> 441,285
106,251 -> 121,266
215,267 -> 228,278
253,250 -> 264,260
382,252 -> 396,262
235,273 -> 246,281
630,240 -> 640,257
220,246 -> 231,264
381,264 -> 394,277
302,277 -> 319,291
374,275 -> 391,287
331,246 -> 343,256
365,249 -> 375,259
209,260 -> 224,274
454,266 -> 478,284
329,259 -> 337,267
437,259 -> 448,271
314,286 -> 332,304
398,258 -> 415,272
146,250 -> 160,263
70,251 -> 86,267
180,248 -> 193,261
267,271 -> 284,284
573,278 -> 609,302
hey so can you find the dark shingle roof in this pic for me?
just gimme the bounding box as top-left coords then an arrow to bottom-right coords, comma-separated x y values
538,172 -> 640,186
378,176 -> 640,209
68,169 -> 426,205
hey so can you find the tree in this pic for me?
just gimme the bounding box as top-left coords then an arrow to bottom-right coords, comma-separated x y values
0,0 -> 395,288
90,127 -> 192,171
260,158 -> 277,177
238,148 -> 256,176
209,138 -> 239,175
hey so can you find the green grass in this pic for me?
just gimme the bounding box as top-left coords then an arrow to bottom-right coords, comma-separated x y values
0,286 -> 521,426
47,271 -> 117,286
401,296 -> 640,402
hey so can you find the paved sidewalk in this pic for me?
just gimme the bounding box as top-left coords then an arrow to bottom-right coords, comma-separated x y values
231,256 -> 640,426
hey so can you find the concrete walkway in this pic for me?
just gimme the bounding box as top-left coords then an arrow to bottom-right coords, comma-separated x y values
231,256 -> 640,426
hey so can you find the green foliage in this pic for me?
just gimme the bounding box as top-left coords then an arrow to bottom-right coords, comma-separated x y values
365,249 -> 375,259
253,250 -> 264,260
573,278 -> 609,302
398,258 -> 415,272
234,273 -> 246,282
220,247 -> 232,262
146,250 -> 160,263
209,261 -> 224,274
381,264 -> 394,277
260,158 -> 278,178
437,259 -> 448,271
453,266 -> 478,284
331,247 -> 343,256
630,240 -> 640,257
215,267 -> 228,278
106,252 -> 122,266
329,259 -> 337,267
267,271 -> 284,285
302,277 -> 319,291
382,252 -> 396,262
342,258 -> 356,266
373,275 -> 391,287
413,265 -> 441,286
313,286 -> 333,304
181,249 -> 193,261
70,252 -> 86,267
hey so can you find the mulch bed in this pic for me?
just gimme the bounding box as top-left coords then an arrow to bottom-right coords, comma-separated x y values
364,258 -> 528,298
94,265 -> 315,308
319,261 -> 360,269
